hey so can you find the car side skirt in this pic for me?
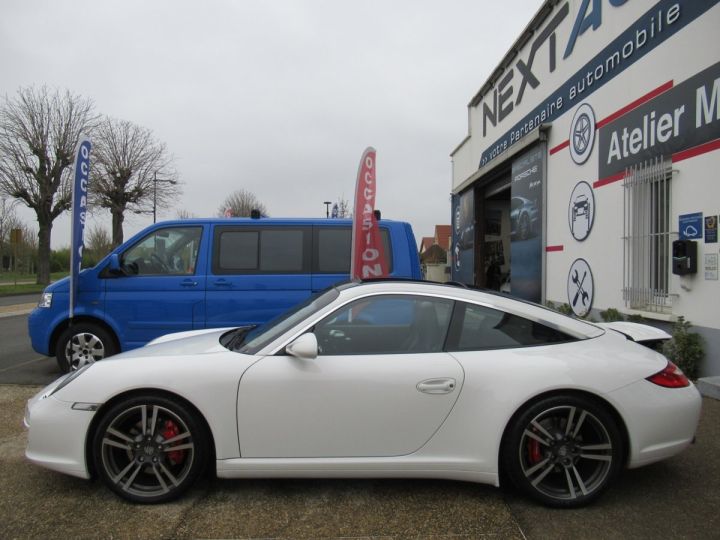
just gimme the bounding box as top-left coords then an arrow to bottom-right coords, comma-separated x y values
215,457 -> 499,487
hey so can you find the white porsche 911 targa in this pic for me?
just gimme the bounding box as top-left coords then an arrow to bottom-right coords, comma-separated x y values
25,280 -> 701,507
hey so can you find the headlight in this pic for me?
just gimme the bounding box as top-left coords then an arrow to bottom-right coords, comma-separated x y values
38,292 -> 53,308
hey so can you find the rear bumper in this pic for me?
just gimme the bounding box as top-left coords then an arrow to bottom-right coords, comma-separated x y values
608,380 -> 702,468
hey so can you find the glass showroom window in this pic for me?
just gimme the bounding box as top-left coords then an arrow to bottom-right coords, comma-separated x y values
622,157 -> 673,312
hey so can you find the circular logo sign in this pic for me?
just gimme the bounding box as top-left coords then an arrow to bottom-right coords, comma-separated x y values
567,258 -> 594,317
568,181 -> 595,241
569,103 -> 596,165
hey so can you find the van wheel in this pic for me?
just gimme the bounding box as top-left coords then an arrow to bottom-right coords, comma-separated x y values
56,323 -> 117,373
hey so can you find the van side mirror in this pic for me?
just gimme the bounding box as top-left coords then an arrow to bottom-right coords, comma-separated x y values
107,254 -> 125,276
285,333 -> 318,360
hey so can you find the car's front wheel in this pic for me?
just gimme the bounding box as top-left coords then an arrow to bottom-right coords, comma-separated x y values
92,394 -> 209,503
502,394 -> 624,508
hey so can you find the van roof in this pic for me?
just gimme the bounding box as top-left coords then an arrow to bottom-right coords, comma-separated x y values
149,217 -> 407,226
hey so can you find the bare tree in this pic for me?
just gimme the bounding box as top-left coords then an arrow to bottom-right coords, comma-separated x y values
85,224 -> 113,261
89,117 -> 180,246
334,197 -> 351,218
176,209 -> 196,219
0,198 -> 22,270
0,86 -> 97,284
218,189 -> 268,217
17,222 -> 38,274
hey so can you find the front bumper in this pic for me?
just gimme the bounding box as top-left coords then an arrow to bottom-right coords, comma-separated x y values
27,307 -> 53,356
25,384 -> 97,479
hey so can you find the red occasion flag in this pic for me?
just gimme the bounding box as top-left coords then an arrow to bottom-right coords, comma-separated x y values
351,147 -> 389,280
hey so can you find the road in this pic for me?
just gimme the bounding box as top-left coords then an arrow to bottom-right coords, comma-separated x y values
0,293 -> 39,308
0,311 -> 60,385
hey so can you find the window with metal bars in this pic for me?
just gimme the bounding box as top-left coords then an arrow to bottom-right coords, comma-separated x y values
622,157 -> 674,312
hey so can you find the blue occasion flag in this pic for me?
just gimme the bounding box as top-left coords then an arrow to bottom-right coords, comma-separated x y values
69,135 -> 91,319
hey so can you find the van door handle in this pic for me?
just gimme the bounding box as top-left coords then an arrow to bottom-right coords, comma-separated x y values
213,279 -> 232,288
416,378 -> 456,394
180,280 -> 198,287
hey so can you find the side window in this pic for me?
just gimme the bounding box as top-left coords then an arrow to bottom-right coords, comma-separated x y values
447,302 -> 575,352
313,295 -> 453,355
121,227 -> 202,276
219,231 -> 258,270
213,227 -> 309,274
314,227 -> 393,274
261,230 -> 304,272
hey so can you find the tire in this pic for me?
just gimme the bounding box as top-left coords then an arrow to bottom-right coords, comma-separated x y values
56,322 -> 117,373
92,394 -> 209,504
502,394 -> 624,508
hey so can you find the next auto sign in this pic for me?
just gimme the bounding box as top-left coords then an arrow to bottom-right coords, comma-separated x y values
477,0 -> 717,169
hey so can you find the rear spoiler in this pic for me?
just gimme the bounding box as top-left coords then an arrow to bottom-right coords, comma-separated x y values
597,321 -> 671,351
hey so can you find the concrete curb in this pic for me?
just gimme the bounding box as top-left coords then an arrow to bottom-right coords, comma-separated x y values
697,376 -> 720,400
0,303 -> 35,319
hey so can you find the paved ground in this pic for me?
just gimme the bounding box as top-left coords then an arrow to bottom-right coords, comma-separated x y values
0,314 -> 58,386
1,383 -> 718,539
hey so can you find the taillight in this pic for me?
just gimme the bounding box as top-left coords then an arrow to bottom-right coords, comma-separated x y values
646,361 -> 690,388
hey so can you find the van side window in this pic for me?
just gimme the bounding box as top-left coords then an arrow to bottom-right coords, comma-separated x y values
314,227 -> 394,274
261,230 -> 304,272
213,227 -> 310,274
219,231 -> 258,270
121,227 -> 202,276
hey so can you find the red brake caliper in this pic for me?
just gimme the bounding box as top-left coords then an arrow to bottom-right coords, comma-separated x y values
161,420 -> 185,465
528,438 -> 542,464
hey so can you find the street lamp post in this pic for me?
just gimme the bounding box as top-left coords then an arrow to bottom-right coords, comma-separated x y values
323,201 -> 332,218
153,171 -> 177,223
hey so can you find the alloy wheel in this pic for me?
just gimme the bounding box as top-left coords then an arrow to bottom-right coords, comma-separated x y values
518,404 -> 613,502
65,332 -> 105,370
99,403 -> 196,500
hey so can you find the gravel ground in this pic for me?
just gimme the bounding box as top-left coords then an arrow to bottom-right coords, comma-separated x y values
1,384 -> 717,539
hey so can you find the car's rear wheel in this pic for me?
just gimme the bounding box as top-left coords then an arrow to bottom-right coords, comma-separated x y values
503,394 -> 624,508
56,322 -> 117,373
92,394 -> 208,503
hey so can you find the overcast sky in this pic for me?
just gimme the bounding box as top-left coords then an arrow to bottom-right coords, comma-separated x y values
2,0 -> 541,248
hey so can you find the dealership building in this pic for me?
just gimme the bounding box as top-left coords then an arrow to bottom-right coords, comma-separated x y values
450,0 -> 720,376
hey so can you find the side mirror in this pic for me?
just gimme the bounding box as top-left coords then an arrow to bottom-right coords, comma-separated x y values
285,333 -> 318,360
106,254 -> 126,277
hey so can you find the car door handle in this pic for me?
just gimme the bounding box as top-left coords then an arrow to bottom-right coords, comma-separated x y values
213,280 -> 232,287
416,378 -> 456,395
180,280 -> 198,287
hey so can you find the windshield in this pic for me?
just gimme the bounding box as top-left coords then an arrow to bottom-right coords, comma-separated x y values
224,287 -> 341,354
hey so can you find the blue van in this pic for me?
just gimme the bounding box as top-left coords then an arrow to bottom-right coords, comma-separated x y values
29,217 -> 421,372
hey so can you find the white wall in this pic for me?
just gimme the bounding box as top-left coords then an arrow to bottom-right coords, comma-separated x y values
452,1 -> 720,374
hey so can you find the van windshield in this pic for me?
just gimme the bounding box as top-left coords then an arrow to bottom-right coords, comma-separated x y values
223,287 -> 341,354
